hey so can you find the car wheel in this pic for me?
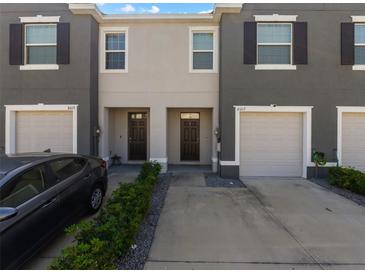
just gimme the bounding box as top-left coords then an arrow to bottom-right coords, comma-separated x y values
88,184 -> 104,213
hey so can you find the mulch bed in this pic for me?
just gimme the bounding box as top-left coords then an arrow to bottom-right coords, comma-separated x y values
204,173 -> 246,188
117,174 -> 171,270
310,178 -> 365,207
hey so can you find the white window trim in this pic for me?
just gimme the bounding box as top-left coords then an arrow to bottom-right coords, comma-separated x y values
352,65 -> 365,70
23,23 -> 58,68
189,26 -> 219,73
19,64 -> 59,70
351,16 -> 365,23
19,15 -> 60,23
336,106 -> 365,167
255,64 -> 297,70
5,104 -> 78,154
254,14 -> 298,22
353,23 -> 365,70
99,26 -> 128,73
256,22 -> 296,70
220,105 -> 313,178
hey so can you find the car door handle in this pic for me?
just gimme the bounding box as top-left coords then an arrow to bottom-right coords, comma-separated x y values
84,173 -> 92,179
42,198 -> 57,208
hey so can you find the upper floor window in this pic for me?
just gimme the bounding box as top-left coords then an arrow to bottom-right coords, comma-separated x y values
257,23 -> 292,65
25,24 -> 57,65
100,27 -> 128,73
190,27 -> 218,73
9,16 -> 69,70
105,33 -> 125,69
193,33 -> 213,69
355,24 -> 365,64
244,15 -> 305,70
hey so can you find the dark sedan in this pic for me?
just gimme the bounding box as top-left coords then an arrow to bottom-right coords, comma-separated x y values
0,153 -> 108,269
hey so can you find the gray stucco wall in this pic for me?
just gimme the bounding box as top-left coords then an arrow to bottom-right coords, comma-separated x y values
0,4 -> 99,155
219,4 -> 365,178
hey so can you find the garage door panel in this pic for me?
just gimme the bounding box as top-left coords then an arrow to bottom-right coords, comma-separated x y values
16,111 -> 73,153
240,112 -> 303,177
342,113 -> 365,171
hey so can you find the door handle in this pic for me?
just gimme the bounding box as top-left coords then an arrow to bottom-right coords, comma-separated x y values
42,198 -> 57,208
84,173 -> 92,180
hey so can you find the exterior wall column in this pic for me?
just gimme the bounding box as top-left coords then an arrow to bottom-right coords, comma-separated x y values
212,107 -> 218,172
99,107 -> 110,161
149,106 -> 168,173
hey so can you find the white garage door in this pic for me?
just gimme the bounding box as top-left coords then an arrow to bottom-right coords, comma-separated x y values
342,113 -> 365,171
240,112 -> 303,177
16,111 -> 73,153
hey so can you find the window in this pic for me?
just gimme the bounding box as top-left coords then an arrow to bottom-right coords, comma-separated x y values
0,166 -> 47,208
25,24 -> 57,64
181,113 -> 200,119
257,23 -> 292,65
101,27 -> 128,72
49,158 -> 86,181
355,24 -> 365,65
192,33 -> 214,69
190,27 -> 218,72
130,113 -> 147,119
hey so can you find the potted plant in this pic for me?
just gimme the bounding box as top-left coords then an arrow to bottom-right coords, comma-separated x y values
111,154 -> 121,166
313,150 -> 327,178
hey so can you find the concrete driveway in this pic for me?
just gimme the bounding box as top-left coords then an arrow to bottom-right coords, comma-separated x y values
145,175 -> 365,270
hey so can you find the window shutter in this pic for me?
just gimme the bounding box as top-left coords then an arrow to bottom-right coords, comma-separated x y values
341,23 -> 354,65
9,24 -> 23,65
293,22 -> 308,65
57,23 -> 70,64
244,22 -> 257,64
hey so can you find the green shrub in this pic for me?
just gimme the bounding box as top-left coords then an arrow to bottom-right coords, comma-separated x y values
329,167 -> 365,195
49,161 -> 161,270
138,161 -> 161,181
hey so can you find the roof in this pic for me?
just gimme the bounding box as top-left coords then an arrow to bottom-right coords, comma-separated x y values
0,153 -> 62,176
68,4 -> 242,23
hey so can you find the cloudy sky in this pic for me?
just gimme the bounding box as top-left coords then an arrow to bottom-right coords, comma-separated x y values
97,3 -> 214,14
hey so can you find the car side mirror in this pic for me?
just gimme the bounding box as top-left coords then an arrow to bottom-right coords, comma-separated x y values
0,207 -> 18,222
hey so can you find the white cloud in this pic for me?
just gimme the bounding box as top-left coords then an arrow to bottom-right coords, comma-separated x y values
199,9 -> 213,14
141,5 -> 160,14
120,4 -> 136,13
148,5 -> 160,14
96,3 -> 104,7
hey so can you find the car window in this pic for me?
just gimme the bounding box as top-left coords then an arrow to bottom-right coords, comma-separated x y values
0,166 -> 47,208
49,158 -> 86,181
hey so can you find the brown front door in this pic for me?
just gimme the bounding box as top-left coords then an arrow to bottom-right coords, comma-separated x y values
180,113 -> 200,161
128,113 -> 147,161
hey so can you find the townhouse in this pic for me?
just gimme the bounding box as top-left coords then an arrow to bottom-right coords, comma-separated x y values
219,4 -> 365,178
68,4 -> 241,173
1,3 -> 364,178
0,4 -> 99,156
0,4 -> 238,173
69,4 -> 224,173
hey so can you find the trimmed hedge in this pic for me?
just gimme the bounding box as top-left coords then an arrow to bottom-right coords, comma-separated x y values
329,167 -> 365,195
49,161 -> 161,270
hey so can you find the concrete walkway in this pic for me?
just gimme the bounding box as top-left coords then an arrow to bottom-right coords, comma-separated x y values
145,175 -> 365,270
22,167 -> 140,270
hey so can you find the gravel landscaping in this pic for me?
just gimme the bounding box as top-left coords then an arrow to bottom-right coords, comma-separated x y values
205,173 -> 245,188
118,173 -> 171,270
310,178 -> 365,207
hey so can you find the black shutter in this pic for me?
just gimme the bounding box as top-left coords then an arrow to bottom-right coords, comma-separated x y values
9,24 -> 23,65
293,22 -> 308,65
57,23 -> 70,64
244,22 -> 257,64
341,23 -> 354,65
